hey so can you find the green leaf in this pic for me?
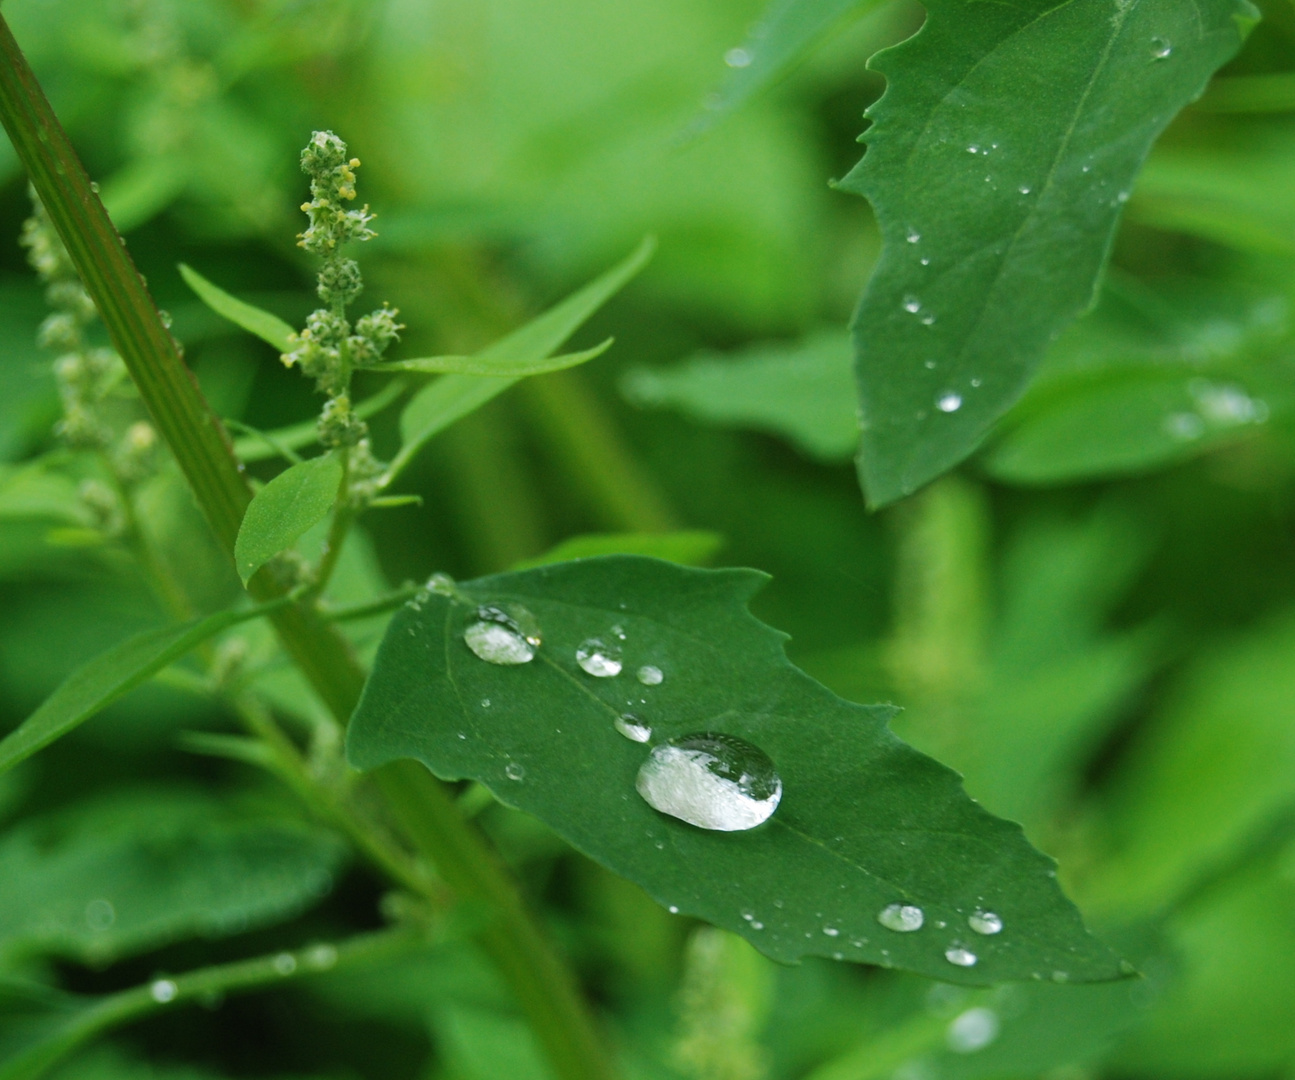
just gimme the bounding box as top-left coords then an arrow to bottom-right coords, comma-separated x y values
392,237 -> 655,478
0,788 -> 344,963
234,453 -> 343,584
511,530 -> 725,571
377,338 -> 611,378
0,604 -> 276,777
622,329 -> 857,462
981,370 -> 1274,485
178,263 -> 296,353
839,0 -> 1252,506
347,556 -> 1122,984
698,0 -> 885,126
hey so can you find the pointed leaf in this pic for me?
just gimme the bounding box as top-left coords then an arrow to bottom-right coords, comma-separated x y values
392,237 -> 655,479
839,0 -> 1253,506
347,556 -> 1122,984
179,263 -> 296,353
377,338 -> 611,378
0,604 -> 277,777
235,453 -> 343,584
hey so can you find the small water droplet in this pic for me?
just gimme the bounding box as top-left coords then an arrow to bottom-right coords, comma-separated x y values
481,698 -> 491,708
751,921 -> 763,930
1082,164 -> 1091,173
921,313 -> 936,325
945,946 -> 978,967
878,904 -> 924,932
1117,190 -> 1130,203
158,310 -> 173,329
577,638 -> 623,677
947,1007 -> 1000,1052
907,228 -> 921,243
1151,36 -> 1172,59
427,572 -> 455,596
636,733 -> 782,831
1019,185 -> 1032,194
151,979 -> 178,1003
969,911 -> 1002,935
920,257 -> 931,266
637,664 -> 664,686
937,393 -> 963,413
967,145 -> 980,154
505,762 -> 526,781
306,943 -> 338,970
903,295 -> 922,313
669,905 -> 679,914
273,952 -> 297,975
464,603 -> 541,664
724,46 -> 752,68
741,909 -> 755,921
615,713 -> 652,742
970,378 -> 982,388
85,899 -> 115,931
1165,412 -> 1205,441
823,925 -> 840,937
924,360 -> 937,369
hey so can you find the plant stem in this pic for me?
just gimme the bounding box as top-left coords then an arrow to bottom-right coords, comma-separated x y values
0,928 -> 421,1080
0,20 -> 616,1080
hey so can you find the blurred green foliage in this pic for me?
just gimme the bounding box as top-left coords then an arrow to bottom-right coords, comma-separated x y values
3,0 -> 1295,1078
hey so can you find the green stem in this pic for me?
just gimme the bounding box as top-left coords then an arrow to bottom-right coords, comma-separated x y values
0,928 -> 420,1080
322,584 -> 422,622
0,21 -> 615,1080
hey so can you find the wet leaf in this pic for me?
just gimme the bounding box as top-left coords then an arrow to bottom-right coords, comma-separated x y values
347,557 -> 1122,984
839,0 -> 1252,506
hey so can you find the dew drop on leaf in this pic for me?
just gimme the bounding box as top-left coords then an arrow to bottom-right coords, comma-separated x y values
937,392 -> 963,413
906,228 -> 921,243
947,1007 -> 1000,1052
464,621 -> 536,665
615,713 -> 652,743
968,910 -> 1003,935
724,46 -> 752,68
151,979 -> 178,1003
274,952 -> 297,975
637,664 -> 664,686
505,762 -> 526,781
945,946 -> 978,967
877,903 -> 924,932
576,638 -> 623,677
1151,36 -> 1172,59
635,733 -> 782,831
903,295 -> 922,313
823,925 -> 840,937
427,572 -> 455,596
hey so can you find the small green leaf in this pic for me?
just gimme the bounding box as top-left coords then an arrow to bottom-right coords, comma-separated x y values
179,263 -> 296,353
839,0 -> 1253,506
0,604 -> 276,777
0,788 -> 344,963
347,556 -> 1122,984
235,453 -> 343,584
622,329 -> 857,462
392,237 -> 655,478
377,338 -> 611,378
512,531 -> 725,570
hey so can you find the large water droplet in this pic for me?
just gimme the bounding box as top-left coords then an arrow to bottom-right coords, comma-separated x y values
615,713 -> 652,743
577,638 -> 622,677
464,620 -> 536,665
637,664 -> 664,686
945,946 -> 978,967
636,733 -> 782,831
937,393 -> 963,413
724,46 -> 752,68
877,903 -> 923,932
968,911 -> 1002,935
947,1007 -> 1000,1053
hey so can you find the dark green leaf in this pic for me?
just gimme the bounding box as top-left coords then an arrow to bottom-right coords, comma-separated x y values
234,453 -> 343,584
178,263 -> 296,353
0,788 -> 344,963
622,329 -> 857,462
839,0 -> 1252,506
511,530 -> 725,570
391,237 -> 655,480
0,604 -> 276,777
347,557 -> 1122,984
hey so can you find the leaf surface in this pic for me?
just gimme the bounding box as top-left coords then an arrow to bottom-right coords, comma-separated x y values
378,339 -> 611,378
0,604 -> 274,777
347,556 -> 1122,984
0,789 -> 344,963
840,0 -> 1252,506
178,263 -> 296,353
622,329 -> 857,461
235,453 -> 343,584
511,530 -> 725,570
